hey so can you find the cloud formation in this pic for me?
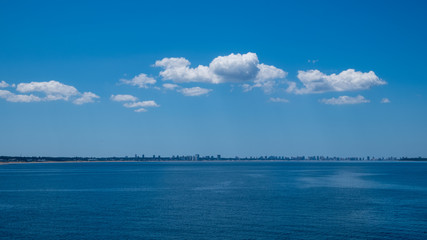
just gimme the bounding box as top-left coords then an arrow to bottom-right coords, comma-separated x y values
111,53 -> 385,107
154,52 -> 287,93
290,69 -> 385,94
0,80 -> 99,104
320,95 -> 370,105
120,73 -> 156,88
126,53 -> 384,100
178,87 -> 212,96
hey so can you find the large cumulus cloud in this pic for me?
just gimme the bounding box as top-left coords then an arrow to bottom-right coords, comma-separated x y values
154,52 -> 287,93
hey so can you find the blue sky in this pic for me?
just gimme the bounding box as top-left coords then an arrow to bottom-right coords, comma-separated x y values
1,0 -> 426,157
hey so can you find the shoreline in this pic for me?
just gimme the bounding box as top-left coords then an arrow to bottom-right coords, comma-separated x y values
1,160 -> 424,165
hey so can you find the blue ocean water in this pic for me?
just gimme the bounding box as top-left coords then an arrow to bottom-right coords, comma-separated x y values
0,161 -> 426,239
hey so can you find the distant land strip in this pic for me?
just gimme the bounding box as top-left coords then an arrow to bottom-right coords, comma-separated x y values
1,155 -> 426,163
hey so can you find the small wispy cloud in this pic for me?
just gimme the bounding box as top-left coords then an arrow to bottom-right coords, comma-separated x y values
381,98 -> 391,103
269,97 -> 289,103
134,108 -> 147,113
73,92 -> 100,105
123,100 -> 159,112
178,87 -> 212,96
320,95 -> 370,105
110,93 -> 159,113
110,94 -> 138,102
123,100 -> 159,108
0,81 -> 9,88
163,83 -> 180,90
120,73 -> 156,88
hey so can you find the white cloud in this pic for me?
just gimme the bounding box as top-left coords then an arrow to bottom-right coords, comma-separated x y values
123,100 -> 159,108
0,81 -> 9,88
178,87 -> 212,96
111,94 -> 158,113
155,57 -> 191,69
209,52 -> 259,83
241,84 -> 252,92
120,73 -> 156,88
163,83 -> 180,90
110,94 -> 138,102
134,108 -> 147,113
154,52 -> 287,93
269,97 -> 289,103
155,57 -> 212,83
251,64 -> 287,93
0,90 -> 11,98
0,89 -> 42,102
285,81 -> 297,93
291,69 -> 385,94
17,80 -> 79,100
7,94 -> 42,103
381,98 -> 391,103
320,95 -> 370,105
73,92 -> 100,105
0,80 -> 99,104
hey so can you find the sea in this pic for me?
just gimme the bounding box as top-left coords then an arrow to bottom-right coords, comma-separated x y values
0,161 -> 426,239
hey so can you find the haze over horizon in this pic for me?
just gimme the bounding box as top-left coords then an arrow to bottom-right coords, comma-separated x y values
1,0 -> 426,157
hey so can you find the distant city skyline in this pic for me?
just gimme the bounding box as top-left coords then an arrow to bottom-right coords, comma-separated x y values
0,153 -> 423,162
3,154 -> 425,164
1,1 -> 426,157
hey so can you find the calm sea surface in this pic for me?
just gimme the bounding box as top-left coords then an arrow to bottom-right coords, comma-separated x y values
1,161 -> 427,239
